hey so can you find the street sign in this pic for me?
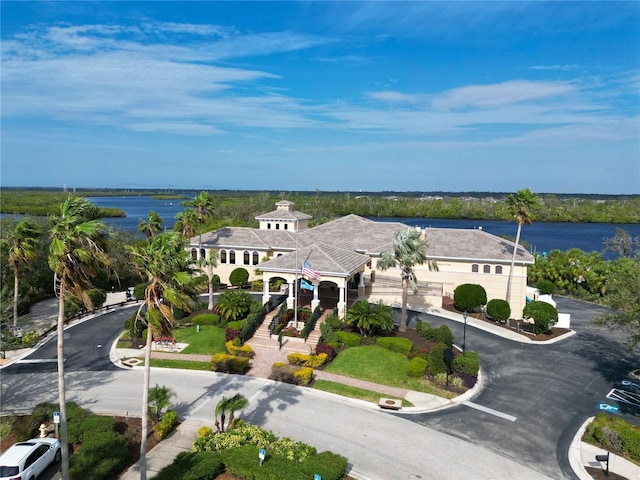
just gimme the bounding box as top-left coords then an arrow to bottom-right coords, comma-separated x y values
259,448 -> 265,466
597,403 -> 619,413
314,475 -> 321,480
53,411 -> 60,424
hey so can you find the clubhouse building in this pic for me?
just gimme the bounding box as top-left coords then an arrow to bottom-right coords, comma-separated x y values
190,200 -> 534,318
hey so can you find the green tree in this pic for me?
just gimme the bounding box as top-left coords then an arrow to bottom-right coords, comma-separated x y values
49,197 -> 109,480
184,191 -> 215,247
593,258 -> 640,349
3,217 -> 40,328
126,231 -> 195,480
602,228 -> 638,259
377,229 -> 437,332
197,254 -> 219,310
148,384 -> 176,423
175,208 -> 200,239
505,188 -> 539,305
137,210 -> 163,240
229,267 -> 249,288
523,300 -> 558,334
345,300 -> 395,336
214,393 -> 249,433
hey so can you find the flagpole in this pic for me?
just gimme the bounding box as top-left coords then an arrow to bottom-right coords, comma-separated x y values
294,218 -> 299,329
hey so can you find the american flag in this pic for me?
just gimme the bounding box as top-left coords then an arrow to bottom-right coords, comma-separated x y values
302,260 -> 321,280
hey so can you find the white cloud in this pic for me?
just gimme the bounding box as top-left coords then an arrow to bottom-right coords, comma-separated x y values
367,90 -> 420,103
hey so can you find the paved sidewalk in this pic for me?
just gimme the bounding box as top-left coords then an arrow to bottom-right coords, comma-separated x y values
4,294 -> 639,480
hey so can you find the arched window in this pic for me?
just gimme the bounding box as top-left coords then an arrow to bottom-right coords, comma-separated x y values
284,224 -> 288,230
253,251 -> 259,265
190,248 -> 197,260
495,265 -> 503,274
275,224 -> 280,230
229,250 -> 236,264
200,248 -> 206,259
277,253 -> 282,257
267,223 -> 271,229
472,264 -> 479,273
220,250 -> 227,264
243,250 -> 250,265
483,265 -> 491,274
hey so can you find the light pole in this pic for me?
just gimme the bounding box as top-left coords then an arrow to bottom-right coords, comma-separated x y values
462,310 -> 468,353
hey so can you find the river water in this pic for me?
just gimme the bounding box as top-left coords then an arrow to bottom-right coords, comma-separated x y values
87,196 -> 640,257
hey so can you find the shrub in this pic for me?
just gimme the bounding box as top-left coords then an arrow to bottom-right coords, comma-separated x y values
124,312 -> 145,339
433,325 -> 454,347
191,313 -> 223,326
225,327 -> 241,342
270,363 -> 314,385
523,300 -> 558,334
293,367 -> 314,386
154,410 -> 178,440
486,299 -> 511,322
227,320 -> 244,330
428,342 -> 448,376
453,283 -> 487,311
226,340 -> 255,358
416,320 -> 435,341
336,331 -> 362,347
315,342 -> 337,362
324,312 -> 342,329
287,352 -> 328,368
406,357 -> 428,377
229,267 -> 249,288
87,288 -> 107,309
251,279 -> 264,292
584,414 -> 640,463
536,279 -> 556,295
154,451 -> 225,480
69,428 -> 128,480
198,426 -> 213,438
133,283 -> 146,300
320,322 -> 339,343
452,351 -> 480,377
210,354 -> 250,374
376,337 -> 413,355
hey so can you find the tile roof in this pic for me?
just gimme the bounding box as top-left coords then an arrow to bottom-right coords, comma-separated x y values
255,209 -> 312,221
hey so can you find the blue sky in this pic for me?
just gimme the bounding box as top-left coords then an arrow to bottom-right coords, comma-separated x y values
1,1 -> 639,194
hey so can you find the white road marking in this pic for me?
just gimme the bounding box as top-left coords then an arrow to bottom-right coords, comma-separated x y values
463,401 -> 517,422
248,382 -> 271,404
16,359 -> 57,364
606,388 -> 640,407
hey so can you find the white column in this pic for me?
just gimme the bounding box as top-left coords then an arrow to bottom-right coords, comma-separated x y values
262,275 -> 271,306
357,272 -> 365,299
311,282 -> 320,311
287,279 -> 295,309
337,284 -> 346,318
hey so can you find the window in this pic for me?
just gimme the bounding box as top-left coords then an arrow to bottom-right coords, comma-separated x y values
275,224 -> 280,230
483,265 -> 491,273
472,264 -> 479,273
495,265 -> 503,274
229,250 -> 236,264
220,250 -> 227,264
253,251 -> 259,265
190,248 -> 197,260
267,223 -> 271,229
243,250 -> 250,265
200,248 -> 206,259
284,224 -> 288,230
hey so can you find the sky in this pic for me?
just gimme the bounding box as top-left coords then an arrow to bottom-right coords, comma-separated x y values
1,1 -> 639,194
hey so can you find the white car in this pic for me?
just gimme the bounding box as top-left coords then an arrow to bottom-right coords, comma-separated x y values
0,437 -> 61,480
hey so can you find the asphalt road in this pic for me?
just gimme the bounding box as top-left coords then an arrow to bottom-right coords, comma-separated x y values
1,298 -> 638,479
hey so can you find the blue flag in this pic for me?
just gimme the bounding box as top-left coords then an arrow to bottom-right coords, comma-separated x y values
300,279 -> 314,291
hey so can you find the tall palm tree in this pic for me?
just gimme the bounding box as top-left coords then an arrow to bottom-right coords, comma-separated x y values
175,208 -> 199,240
214,393 -> 249,433
137,210 -> 163,239
505,188 -> 540,306
197,254 -> 218,310
126,231 -> 194,480
48,198 -> 108,480
377,229 -> 437,332
184,191 -> 215,246
4,217 -> 40,328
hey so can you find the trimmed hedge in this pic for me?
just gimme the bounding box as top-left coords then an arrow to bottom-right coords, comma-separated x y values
190,313 -> 223,327
376,337 -> 413,356
453,283 -> 487,311
210,354 -> 250,374
270,363 -> 314,386
336,331 -> 362,347
428,342 -> 448,376
486,299 -> 511,322
287,352 -> 328,368
452,351 -> 480,377
153,451 -> 225,480
154,410 -> 178,440
226,340 -> 255,358
407,357 -> 428,377
229,267 -> 249,288
315,342 -> 337,362
523,300 -> 558,334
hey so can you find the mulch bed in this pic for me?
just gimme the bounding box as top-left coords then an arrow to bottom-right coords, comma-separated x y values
441,301 -> 571,341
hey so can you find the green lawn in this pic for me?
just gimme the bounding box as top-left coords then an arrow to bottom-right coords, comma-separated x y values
172,326 -> 227,354
314,380 -> 414,407
148,358 -> 211,370
324,345 -> 446,396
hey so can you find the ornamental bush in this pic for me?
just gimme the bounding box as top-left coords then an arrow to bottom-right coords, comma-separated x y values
154,410 -> 178,440
191,313 -> 223,326
453,283 -> 487,311
153,451 -> 225,480
293,367 -> 314,386
486,299 -> 511,322
428,342 -> 448,376
523,300 -> 558,334
536,279 -> 557,295
210,354 -> 250,374
225,340 -> 255,358
287,352 -> 328,368
433,325 -> 454,347
336,331 -> 362,347
452,351 -> 480,377
376,337 -> 413,356
229,267 -> 249,288
251,279 -> 264,292
406,357 -> 428,377
133,283 -> 146,300
416,320 -> 435,341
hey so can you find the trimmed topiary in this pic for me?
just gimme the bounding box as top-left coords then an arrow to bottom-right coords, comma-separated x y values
428,342 -> 448,376
523,300 -> 558,334
486,299 -> 511,322
376,337 -> 413,356
452,351 -> 480,377
407,357 -> 428,377
229,267 -> 249,288
453,283 -> 487,311
433,325 -> 454,347
535,279 -> 556,295
336,331 -> 362,347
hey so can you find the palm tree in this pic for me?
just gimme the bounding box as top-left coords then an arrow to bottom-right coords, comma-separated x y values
126,231 -> 194,480
214,393 -> 249,433
505,188 -> 540,306
4,217 -> 40,328
175,208 -> 199,240
377,229 -> 437,332
137,210 -> 163,239
148,384 -> 176,423
184,191 -> 215,246
48,198 -> 109,480
345,300 -> 395,337
197,254 -> 218,310
215,290 -> 254,322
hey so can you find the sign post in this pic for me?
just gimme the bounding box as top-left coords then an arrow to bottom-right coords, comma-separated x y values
53,411 -> 60,438
259,448 -> 266,466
